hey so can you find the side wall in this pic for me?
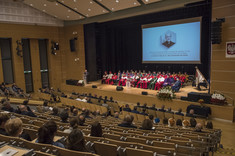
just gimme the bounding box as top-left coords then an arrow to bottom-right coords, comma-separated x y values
0,23 -> 85,91
211,0 -> 235,103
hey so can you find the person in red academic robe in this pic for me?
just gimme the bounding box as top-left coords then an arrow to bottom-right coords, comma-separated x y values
154,76 -> 165,90
111,73 -> 118,85
119,74 -> 127,86
106,71 -> 113,84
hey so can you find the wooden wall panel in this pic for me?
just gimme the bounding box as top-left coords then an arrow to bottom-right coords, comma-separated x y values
211,0 -> 235,106
0,23 -> 85,91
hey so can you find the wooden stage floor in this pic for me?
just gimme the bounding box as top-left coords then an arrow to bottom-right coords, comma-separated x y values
85,80 -> 208,99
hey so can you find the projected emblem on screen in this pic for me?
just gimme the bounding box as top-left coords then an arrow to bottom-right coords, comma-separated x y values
161,30 -> 176,48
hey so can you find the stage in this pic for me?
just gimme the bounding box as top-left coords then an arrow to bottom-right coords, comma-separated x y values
84,80 -> 208,99
61,81 -> 234,122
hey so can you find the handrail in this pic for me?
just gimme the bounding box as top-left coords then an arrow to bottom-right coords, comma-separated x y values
213,90 -> 234,106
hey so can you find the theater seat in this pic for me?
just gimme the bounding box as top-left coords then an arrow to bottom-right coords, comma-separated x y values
94,141 -> 118,156
125,147 -> 154,156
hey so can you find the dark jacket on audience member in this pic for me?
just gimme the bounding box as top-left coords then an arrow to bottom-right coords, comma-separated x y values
0,128 -> 8,135
158,108 -> 166,112
21,111 -> 37,117
123,108 -> 131,112
118,123 -> 137,129
175,112 -> 184,116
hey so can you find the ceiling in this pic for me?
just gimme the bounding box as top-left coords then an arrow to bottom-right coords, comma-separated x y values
21,0 -> 203,24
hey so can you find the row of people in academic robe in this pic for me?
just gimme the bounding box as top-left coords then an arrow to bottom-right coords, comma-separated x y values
101,71 -> 188,91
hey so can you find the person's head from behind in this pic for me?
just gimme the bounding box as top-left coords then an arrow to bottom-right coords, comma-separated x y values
114,112 -> 119,118
176,119 -> 182,126
125,104 -> 129,108
2,101 -> 11,109
133,106 -> 137,111
67,129 -> 86,152
137,102 -> 140,106
52,107 -> 59,115
163,118 -> 168,125
78,115 -> 85,126
161,105 -> 165,110
5,118 -> 23,137
182,120 -> 190,128
190,118 -> 197,127
0,112 -> 10,128
142,108 -> 146,113
152,104 -> 156,108
123,115 -> 133,125
69,117 -> 79,129
167,107 -> 172,112
168,118 -> 175,127
206,121 -> 213,129
38,120 -> 57,144
23,100 -> 29,105
148,115 -> 154,121
73,108 -> 78,116
43,101 -> 48,107
195,123 -> 203,132
142,119 -> 153,130
60,111 -> 69,122
143,103 -> 147,107
90,121 -> 103,137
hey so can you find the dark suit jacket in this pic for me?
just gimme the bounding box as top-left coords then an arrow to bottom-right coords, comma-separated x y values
123,108 -> 131,112
175,112 -> 184,116
21,111 -> 37,117
118,123 -> 137,129
158,109 -> 166,112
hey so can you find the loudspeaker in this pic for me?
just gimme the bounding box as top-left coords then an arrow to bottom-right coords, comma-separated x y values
142,91 -> 148,95
92,85 -> 97,88
70,39 -> 76,52
116,86 -> 123,91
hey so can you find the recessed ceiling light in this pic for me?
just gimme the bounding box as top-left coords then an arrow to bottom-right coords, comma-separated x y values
134,2 -> 137,5
55,3 -> 58,5
62,1 -> 64,3
44,4 -> 47,7
67,16 -> 70,18
116,0 -> 119,3
30,3 -> 33,6
111,8 -> 114,10
68,10 -> 71,12
74,7 -> 77,10
43,10 -> 46,12
73,0 -> 76,2
145,0 -> 149,2
88,8 -> 91,11
86,14 -> 89,17
103,10 -> 106,12
90,1 -> 93,4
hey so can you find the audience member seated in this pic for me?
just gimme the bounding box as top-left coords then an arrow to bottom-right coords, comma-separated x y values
60,110 -> 69,123
190,118 -> 197,128
186,109 -> 196,118
72,108 -> 78,117
149,104 -> 157,110
67,129 -> 89,152
175,108 -> 184,116
154,118 -> 160,124
166,107 -> 174,114
114,112 -> 119,118
148,115 -> 154,122
176,119 -> 182,126
1,101 -> 14,112
84,110 -> 92,119
118,115 -> 137,128
0,112 -> 10,135
78,115 -> 86,126
90,121 -> 103,137
19,105 -> 37,117
64,117 -> 79,134
50,107 -> 59,116
140,119 -> 153,130
131,106 -> 139,114
182,120 -> 190,129
23,100 -> 32,112
168,118 -> 175,127
206,121 -> 213,129
171,78 -> 181,92
123,104 -> 131,112
42,101 -> 50,112
37,120 -> 64,148
162,118 -> 168,125
194,123 -> 204,132
5,117 -> 31,141
159,105 -> 166,112
61,92 -> 67,98
140,108 -> 148,116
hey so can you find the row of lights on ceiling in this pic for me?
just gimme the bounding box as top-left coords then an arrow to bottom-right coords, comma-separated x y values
29,0 -> 151,20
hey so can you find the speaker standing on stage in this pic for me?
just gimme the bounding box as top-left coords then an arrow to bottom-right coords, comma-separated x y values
83,69 -> 89,85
